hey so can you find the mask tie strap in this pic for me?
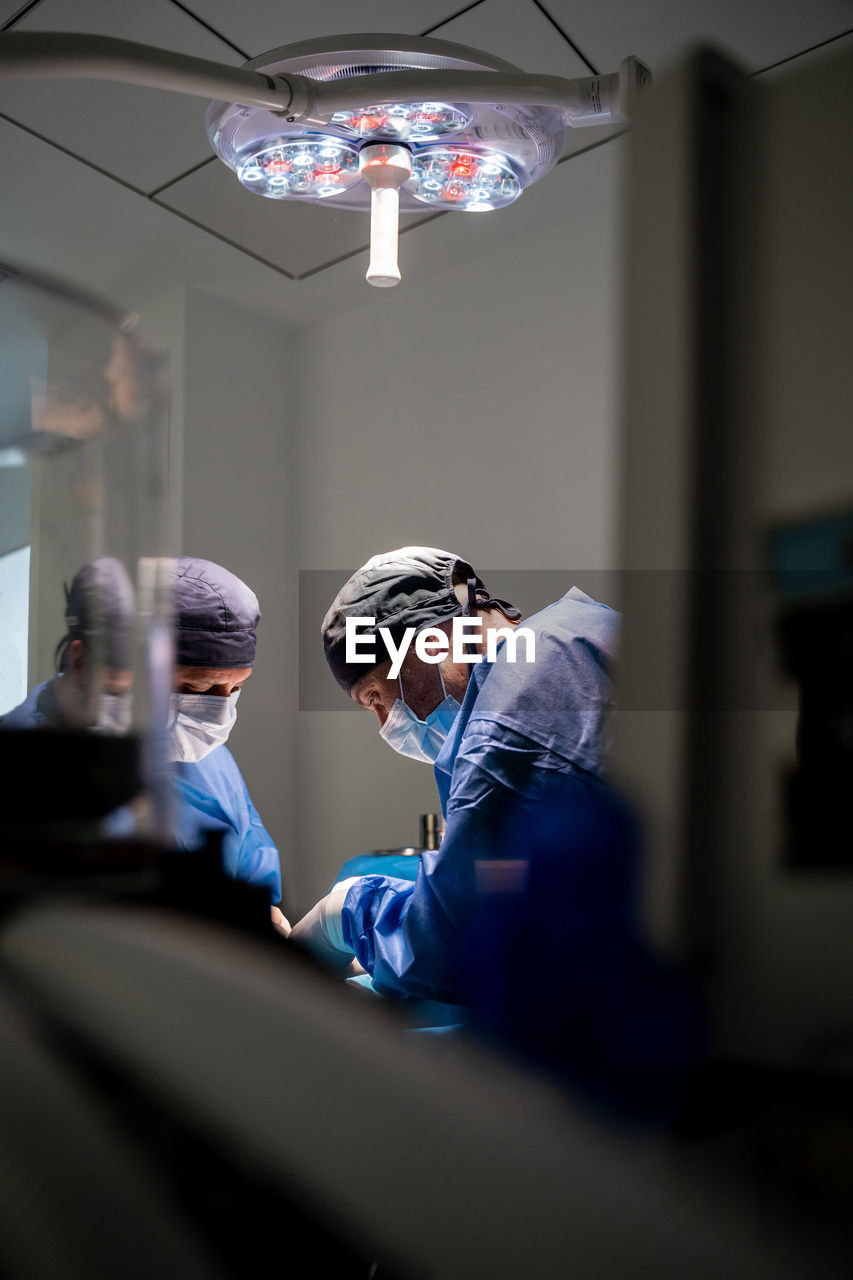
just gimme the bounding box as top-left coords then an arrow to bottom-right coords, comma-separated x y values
462,577 -> 479,617
461,575 -> 522,622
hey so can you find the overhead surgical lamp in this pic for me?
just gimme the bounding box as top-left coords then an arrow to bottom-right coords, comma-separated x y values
0,31 -> 650,287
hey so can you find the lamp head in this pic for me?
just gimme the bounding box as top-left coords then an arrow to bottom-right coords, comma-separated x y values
206,34 -> 567,286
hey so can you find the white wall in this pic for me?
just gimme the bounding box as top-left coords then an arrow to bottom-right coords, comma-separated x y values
140,288 -> 297,893
288,141 -> 623,912
180,289 -> 296,893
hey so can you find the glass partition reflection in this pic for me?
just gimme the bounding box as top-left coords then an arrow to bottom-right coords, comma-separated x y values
0,263 -> 172,841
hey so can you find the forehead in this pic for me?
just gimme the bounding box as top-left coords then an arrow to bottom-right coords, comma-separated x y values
175,665 -> 253,681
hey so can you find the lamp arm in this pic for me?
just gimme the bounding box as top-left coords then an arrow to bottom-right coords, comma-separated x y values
300,63 -> 650,127
0,32 -> 649,127
0,32 -> 293,111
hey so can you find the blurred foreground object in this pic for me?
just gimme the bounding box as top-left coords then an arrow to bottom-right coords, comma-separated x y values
612,37 -> 853,1250
1,898 -> 844,1279
464,780 -> 702,1126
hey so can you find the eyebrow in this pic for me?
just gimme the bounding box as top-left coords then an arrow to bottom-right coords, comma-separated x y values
183,672 -> 251,686
353,682 -> 377,709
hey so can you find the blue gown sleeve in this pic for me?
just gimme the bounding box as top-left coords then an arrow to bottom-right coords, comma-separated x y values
174,748 -> 282,905
223,781 -> 283,906
340,801 -> 495,1004
341,725 -> 598,1002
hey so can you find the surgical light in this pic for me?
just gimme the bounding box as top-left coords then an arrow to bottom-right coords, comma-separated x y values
0,30 -> 650,290
206,34 -> 641,288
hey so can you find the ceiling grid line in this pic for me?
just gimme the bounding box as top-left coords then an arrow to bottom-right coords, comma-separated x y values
148,194 -> 298,278
165,0 -> 251,62
556,129 -> 626,167
0,106 -> 148,197
529,0 -> 598,75
295,211 -> 446,280
753,27 -> 853,76
147,155 -> 217,199
421,0 -> 489,37
0,0 -> 44,33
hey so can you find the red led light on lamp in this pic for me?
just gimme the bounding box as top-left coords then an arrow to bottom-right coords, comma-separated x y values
237,138 -> 361,199
409,147 -> 522,211
329,100 -> 471,141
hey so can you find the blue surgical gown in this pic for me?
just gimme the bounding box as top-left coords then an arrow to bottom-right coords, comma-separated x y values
1,679 -> 62,728
1,683 -> 281,903
174,745 -> 282,904
340,587 -> 619,1002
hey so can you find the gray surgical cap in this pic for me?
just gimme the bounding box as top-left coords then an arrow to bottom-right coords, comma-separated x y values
172,557 -> 260,668
322,546 -> 519,694
58,556 -> 135,671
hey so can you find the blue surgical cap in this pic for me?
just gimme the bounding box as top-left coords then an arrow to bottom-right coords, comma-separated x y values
172,557 -> 260,669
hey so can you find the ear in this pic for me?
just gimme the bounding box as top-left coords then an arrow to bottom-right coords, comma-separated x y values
66,638 -> 89,678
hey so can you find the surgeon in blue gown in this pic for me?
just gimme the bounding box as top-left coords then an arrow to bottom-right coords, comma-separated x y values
2,555 -> 283,912
291,547 -> 619,1004
167,557 -> 283,913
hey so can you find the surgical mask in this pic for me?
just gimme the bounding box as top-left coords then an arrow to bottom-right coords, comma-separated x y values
168,690 -> 239,763
379,668 -> 460,764
94,692 -> 133,735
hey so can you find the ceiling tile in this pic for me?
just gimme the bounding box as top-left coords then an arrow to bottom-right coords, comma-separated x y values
429,0 -> 592,77
156,159 -> 436,278
178,1 -> 470,61
539,0 -> 853,78
0,113 -> 257,310
0,0 -> 244,192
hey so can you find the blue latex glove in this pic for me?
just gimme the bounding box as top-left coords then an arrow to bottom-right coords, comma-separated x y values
290,877 -> 361,975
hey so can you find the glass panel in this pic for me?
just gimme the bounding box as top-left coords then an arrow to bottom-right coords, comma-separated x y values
0,264 -> 172,842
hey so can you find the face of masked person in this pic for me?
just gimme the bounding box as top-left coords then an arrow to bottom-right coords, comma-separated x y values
378,669 -> 461,763
352,646 -> 468,765
94,690 -> 134,734
56,639 -> 134,730
168,666 -> 252,764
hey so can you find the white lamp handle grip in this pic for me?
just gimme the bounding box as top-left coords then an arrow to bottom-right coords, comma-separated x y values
359,143 -> 411,288
366,186 -> 401,288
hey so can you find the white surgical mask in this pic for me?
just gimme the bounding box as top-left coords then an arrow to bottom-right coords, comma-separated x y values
379,668 -> 460,764
168,690 -> 239,763
93,692 -> 133,735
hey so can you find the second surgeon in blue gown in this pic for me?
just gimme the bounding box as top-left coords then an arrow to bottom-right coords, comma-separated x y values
1,556 -> 284,914
168,557 -> 283,911
291,547 -> 618,1003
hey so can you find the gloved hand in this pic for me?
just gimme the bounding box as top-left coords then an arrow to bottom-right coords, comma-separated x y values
290,877 -> 361,976
270,905 -> 292,937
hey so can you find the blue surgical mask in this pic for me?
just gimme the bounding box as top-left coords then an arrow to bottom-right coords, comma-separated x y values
379,667 -> 460,764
